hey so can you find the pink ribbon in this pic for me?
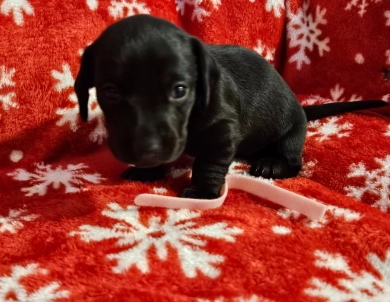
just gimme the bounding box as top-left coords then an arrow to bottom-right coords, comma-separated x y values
135,174 -> 327,220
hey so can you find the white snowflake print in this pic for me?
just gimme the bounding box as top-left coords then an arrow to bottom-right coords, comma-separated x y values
108,0 -> 150,19
0,0 -> 33,26
228,161 -> 250,176
345,155 -> 390,212
228,161 -> 275,183
305,249 -> 390,301
0,263 -> 69,301
78,41 -> 92,56
307,116 -> 353,142
0,208 -> 38,233
265,0 -> 285,18
330,84 -> 362,103
87,0 -> 98,10
7,162 -> 105,196
385,11 -> 390,26
52,63 -> 107,144
153,187 -> 167,194
385,125 -> 390,137
272,225 -> 292,235
70,203 -> 243,278
345,0 -> 383,17
254,40 -> 275,64
0,65 -> 18,115
301,96 -> 319,106
300,94 -> 332,106
277,208 -> 300,220
9,149 -> 23,162
298,159 -> 318,178
199,294 -> 274,302
286,1 -> 330,70
277,205 -> 361,229
176,0 -> 221,23
354,53 -> 365,64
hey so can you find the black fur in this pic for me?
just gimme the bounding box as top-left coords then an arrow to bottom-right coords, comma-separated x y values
74,15 -> 388,199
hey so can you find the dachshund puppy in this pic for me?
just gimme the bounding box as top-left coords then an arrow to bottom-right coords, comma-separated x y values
75,14 -> 387,199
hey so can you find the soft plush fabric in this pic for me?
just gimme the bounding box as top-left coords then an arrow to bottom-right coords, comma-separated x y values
0,0 -> 389,301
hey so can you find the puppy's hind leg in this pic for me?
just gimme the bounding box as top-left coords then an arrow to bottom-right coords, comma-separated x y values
121,165 -> 165,183
249,123 -> 306,179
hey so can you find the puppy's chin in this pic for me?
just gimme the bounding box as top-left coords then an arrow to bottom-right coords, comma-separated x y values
109,137 -> 186,167
111,153 -> 163,168
133,149 -> 184,168
111,147 -> 185,168
133,161 -> 164,168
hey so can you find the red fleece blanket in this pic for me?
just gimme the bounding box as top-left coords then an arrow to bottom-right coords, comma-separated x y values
1,0 -> 390,301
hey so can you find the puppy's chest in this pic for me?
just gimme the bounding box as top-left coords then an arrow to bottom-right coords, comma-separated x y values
184,137 -> 201,157
184,128 -> 215,157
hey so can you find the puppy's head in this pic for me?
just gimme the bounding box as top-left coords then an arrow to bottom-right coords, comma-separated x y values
75,15 -> 218,168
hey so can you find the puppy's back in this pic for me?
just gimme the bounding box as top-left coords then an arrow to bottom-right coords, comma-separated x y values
207,44 -> 305,139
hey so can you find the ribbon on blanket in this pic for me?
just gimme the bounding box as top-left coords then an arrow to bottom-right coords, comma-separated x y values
134,174 -> 327,220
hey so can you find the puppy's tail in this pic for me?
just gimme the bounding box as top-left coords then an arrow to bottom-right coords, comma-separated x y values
303,100 -> 388,121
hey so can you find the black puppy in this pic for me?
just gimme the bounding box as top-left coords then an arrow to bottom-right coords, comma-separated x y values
75,14 -> 387,199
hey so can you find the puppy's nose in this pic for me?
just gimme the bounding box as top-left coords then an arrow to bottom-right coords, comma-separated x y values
138,141 -> 162,160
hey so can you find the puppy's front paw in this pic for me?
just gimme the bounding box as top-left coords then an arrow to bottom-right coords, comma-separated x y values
121,166 -> 165,182
181,185 -> 220,199
249,158 -> 292,179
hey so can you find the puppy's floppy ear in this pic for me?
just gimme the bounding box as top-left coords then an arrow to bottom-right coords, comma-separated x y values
74,44 -> 95,122
191,38 -> 219,112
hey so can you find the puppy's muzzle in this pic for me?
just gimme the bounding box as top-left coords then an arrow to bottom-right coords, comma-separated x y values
136,139 -> 163,161
131,129 -> 184,167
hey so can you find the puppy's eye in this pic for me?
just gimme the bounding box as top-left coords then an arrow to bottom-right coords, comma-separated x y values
102,85 -> 120,99
170,85 -> 187,99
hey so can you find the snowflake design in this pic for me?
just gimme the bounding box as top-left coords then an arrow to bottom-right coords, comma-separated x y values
265,0 -> 285,18
345,155 -> 390,212
52,63 -> 107,144
108,0 -> 150,19
0,208 -> 38,233
0,0 -> 33,26
175,0 -> 221,22
272,225 -> 292,235
9,149 -> 23,163
385,11 -> 390,26
305,250 -> 390,301
78,42 -> 92,56
7,162 -> 105,196
307,116 -> 353,142
345,0 -> 383,17
86,0 -> 98,10
228,161 -> 275,183
300,94 -> 332,106
286,1 -> 330,70
0,65 -> 18,115
70,203 -> 243,278
385,125 -> 390,137
298,159 -> 317,178
254,40 -> 275,64
330,84 -> 362,102
277,205 -> 361,229
0,263 -> 69,301
153,187 -> 167,194
228,161 -> 250,176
